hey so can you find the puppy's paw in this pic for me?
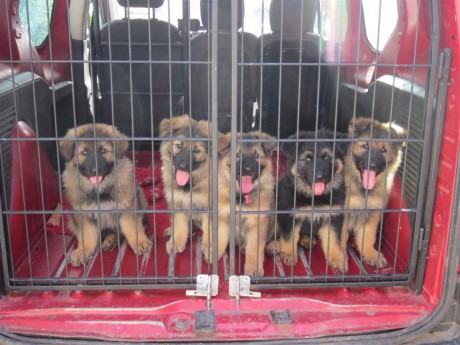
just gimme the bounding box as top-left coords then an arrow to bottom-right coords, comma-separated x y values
299,235 -> 317,248
363,251 -> 387,268
265,240 -> 280,255
134,237 -> 153,255
280,251 -> 298,266
328,255 -> 349,273
202,246 -> 213,264
163,226 -> 172,237
244,262 -> 264,277
166,238 -> 186,255
69,249 -> 91,266
102,234 -> 118,252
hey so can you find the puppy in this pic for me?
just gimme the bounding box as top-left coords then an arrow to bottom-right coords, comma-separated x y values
267,129 -> 349,272
219,132 -> 275,276
341,117 -> 407,267
60,123 -> 152,266
159,115 -> 228,262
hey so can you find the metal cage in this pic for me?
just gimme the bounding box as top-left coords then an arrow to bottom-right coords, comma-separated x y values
0,0 -> 445,293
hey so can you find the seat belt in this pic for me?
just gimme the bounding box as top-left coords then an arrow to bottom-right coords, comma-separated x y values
89,0 -> 105,119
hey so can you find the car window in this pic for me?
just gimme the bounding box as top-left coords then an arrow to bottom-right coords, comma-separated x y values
112,0 -> 201,27
19,0 -> 55,47
318,0 -> 348,43
362,0 -> 398,51
243,0 -> 270,36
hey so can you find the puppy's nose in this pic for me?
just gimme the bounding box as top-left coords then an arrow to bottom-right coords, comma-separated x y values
91,167 -> 98,175
369,163 -> 377,169
315,172 -> 324,180
178,163 -> 187,170
244,166 -> 252,173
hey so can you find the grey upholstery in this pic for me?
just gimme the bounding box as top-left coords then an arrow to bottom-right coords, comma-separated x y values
98,0 -> 184,140
257,0 -> 330,138
190,0 -> 257,132
116,0 -> 164,7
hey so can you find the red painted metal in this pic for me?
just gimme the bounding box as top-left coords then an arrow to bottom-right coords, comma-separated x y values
36,0 -> 71,82
342,0 -> 430,87
0,0 -> 70,83
0,288 -> 430,341
8,122 -> 60,266
419,0 -> 460,306
0,0 -> 458,341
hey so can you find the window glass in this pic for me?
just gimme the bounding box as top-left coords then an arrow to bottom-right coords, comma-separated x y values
112,0 -> 201,28
318,0 -> 348,43
19,0 -> 55,47
362,0 -> 398,51
243,0 -> 270,36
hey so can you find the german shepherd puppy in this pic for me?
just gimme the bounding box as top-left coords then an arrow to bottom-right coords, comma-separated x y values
60,124 -> 152,266
341,117 -> 406,268
159,115 -> 228,262
266,129 -> 349,272
218,132 -> 275,276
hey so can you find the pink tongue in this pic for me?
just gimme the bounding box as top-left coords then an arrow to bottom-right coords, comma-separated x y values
241,176 -> 254,194
313,182 -> 325,196
362,169 -> 376,190
176,170 -> 190,186
89,176 -> 103,184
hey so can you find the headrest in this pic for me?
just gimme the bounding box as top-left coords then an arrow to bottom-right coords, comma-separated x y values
200,0 -> 244,31
117,0 -> 164,8
270,0 -> 316,34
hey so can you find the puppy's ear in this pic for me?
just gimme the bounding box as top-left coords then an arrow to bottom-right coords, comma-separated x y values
280,133 -> 299,159
349,117 -> 375,137
59,128 -> 78,162
159,118 -> 172,138
250,131 -> 276,155
110,126 -> 129,158
334,132 -> 350,157
385,121 -> 408,147
217,132 -> 231,154
159,114 -> 196,138
196,120 -> 210,138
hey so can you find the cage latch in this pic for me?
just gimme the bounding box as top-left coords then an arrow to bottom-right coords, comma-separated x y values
186,274 -> 219,308
229,275 -> 261,304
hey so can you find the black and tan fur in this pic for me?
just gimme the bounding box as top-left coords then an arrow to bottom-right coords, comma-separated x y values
60,123 -> 151,266
159,115 -> 228,262
218,132 -> 275,276
341,117 -> 406,267
266,130 -> 349,272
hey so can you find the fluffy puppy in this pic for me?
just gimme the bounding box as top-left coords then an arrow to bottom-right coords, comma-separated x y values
60,123 -> 151,266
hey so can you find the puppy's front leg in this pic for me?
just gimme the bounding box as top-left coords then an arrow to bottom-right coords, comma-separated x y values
69,217 -> 98,266
120,213 -> 152,255
243,215 -> 269,276
165,212 -> 190,254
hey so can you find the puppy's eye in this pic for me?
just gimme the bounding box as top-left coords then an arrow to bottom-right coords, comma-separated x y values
100,148 -> 107,154
303,155 -> 312,162
175,143 -> 183,150
323,155 -> 332,160
254,153 -> 259,159
381,147 -> 387,153
236,152 -> 241,158
81,150 -> 88,156
362,143 -> 369,150
192,147 -> 200,153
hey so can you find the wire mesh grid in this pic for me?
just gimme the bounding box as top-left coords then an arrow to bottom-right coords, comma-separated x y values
0,0 -> 439,291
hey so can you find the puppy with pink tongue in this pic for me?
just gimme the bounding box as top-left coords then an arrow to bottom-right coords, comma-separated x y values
266,129 -> 349,273
342,117 -> 407,269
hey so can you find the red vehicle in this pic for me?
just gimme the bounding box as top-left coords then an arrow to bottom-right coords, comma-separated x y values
0,0 -> 458,343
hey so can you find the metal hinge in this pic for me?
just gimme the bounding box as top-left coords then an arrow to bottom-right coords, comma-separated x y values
418,227 -> 425,251
186,274 -> 219,308
419,226 -> 431,259
229,275 -> 261,304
